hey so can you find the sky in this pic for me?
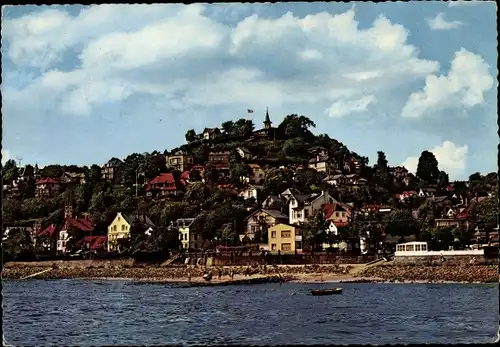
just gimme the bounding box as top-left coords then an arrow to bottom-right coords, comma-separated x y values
1,1 -> 497,180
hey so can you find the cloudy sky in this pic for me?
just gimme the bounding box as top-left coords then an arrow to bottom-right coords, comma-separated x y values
2,2 -> 497,180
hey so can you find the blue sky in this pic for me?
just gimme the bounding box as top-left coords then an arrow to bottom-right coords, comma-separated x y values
1,1 -> 497,180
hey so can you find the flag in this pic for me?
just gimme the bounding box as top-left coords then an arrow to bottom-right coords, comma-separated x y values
247,109 -> 254,113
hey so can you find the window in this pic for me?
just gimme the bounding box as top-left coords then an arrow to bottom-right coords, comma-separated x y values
281,231 -> 291,238
336,212 -> 340,217
114,225 -> 117,231
118,217 -> 121,221
342,212 -> 346,217
281,243 -> 291,251
416,245 -> 421,251
271,244 -> 277,250
305,210 -> 309,218
121,225 -> 125,231
271,231 -> 276,238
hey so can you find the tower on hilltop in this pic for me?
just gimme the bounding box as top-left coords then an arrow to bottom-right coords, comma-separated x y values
264,107 -> 272,129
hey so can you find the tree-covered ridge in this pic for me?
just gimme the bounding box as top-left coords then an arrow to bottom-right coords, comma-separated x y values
2,113 -> 498,259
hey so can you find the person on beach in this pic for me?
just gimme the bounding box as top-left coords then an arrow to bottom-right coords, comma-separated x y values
218,269 -> 222,280
188,272 -> 191,282
230,270 -> 234,280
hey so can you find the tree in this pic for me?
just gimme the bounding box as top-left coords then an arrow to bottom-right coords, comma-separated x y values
203,164 -> 219,185
189,169 -> 202,182
373,151 -> 391,188
384,209 -> 420,241
470,195 -> 498,230
2,227 -> 35,261
2,159 -> 19,183
221,121 -> 234,134
41,165 -> 64,178
437,171 -> 449,187
301,209 -> 329,250
278,114 -> 316,139
283,138 -> 307,158
416,151 -> 439,183
185,129 -> 196,142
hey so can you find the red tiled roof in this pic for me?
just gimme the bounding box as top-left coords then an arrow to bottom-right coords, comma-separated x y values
149,173 -> 175,185
456,207 -> 469,219
65,217 -> 95,231
180,171 -> 190,179
323,204 -> 336,219
36,178 -> 60,185
78,235 -> 107,250
37,224 -> 56,238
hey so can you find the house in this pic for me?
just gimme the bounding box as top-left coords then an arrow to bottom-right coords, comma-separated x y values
202,127 -> 221,141
434,204 -> 471,229
268,223 -> 303,254
239,184 -> 264,201
389,166 -> 408,179
323,203 -> 352,226
262,194 -> 285,210
359,204 -> 393,216
145,173 -> 179,197
243,209 -> 289,241
418,188 -> 437,198
35,178 -> 61,198
247,163 -> 265,184
343,157 -> 361,173
322,174 -> 347,187
165,150 -> 193,172
101,157 -> 123,181
77,235 -> 108,253
236,147 -> 252,160
60,172 -> 86,186
208,151 -> 230,169
34,223 -> 57,253
289,190 -> 336,225
107,212 -> 155,252
395,190 -> 417,202
171,218 -> 209,250
57,206 -> 95,254
308,154 -> 338,174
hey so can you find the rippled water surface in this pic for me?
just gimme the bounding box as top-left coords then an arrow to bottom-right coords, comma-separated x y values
3,280 -> 498,345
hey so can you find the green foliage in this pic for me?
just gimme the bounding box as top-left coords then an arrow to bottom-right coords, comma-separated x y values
416,150 -> 439,183
437,171 -> 449,187
384,209 -> 420,239
185,129 -> 196,142
278,114 -> 316,139
2,227 -> 35,261
470,195 -> 498,230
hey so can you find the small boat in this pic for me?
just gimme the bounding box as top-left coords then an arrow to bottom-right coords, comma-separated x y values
311,288 -> 343,296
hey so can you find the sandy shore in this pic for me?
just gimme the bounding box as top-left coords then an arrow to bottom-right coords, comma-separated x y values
2,260 -> 498,284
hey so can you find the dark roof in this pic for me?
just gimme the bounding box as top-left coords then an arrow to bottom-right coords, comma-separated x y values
264,108 -> 271,124
245,209 -> 288,221
63,217 -> 95,232
36,224 -> 56,238
106,157 -> 123,166
124,213 -> 155,227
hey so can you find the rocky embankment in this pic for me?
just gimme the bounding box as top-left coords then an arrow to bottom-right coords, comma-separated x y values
356,264 -> 499,283
2,261 -> 349,282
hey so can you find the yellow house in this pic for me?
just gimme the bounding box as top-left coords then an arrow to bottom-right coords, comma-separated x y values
107,212 -> 155,252
268,223 -> 303,254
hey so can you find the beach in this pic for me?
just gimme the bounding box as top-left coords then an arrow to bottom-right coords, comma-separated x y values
2,260 -> 498,284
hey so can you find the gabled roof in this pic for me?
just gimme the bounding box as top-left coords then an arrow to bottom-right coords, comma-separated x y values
203,127 -> 220,134
37,224 -> 56,238
36,178 -> 60,185
245,209 -> 288,221
149,173 -> 176,186
78,235 -> 108,250
63,217 -> 95,232
123,213 -> 155,227
106,157 -> 123,166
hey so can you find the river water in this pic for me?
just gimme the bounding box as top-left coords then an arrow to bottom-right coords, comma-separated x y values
2,280 -> 498,345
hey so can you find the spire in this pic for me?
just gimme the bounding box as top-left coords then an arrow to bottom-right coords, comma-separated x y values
264,107 -> 272,129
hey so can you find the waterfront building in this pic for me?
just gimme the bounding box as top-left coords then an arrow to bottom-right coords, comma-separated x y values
268,223 -> 303,254
107,212 -> 155,252
171,218 -> 208,250
243,209 -> 289,241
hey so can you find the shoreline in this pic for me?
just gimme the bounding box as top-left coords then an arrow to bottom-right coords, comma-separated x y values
3,261 -> 498,284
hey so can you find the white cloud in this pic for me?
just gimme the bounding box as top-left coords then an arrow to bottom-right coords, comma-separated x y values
401,48 -> 494,118
325,95 -> 376,118
402,140 -> 468,178
448,0 -> 481,7
3,6 -> 442,118
427,12 -> 463,30
2,149 -> 11,165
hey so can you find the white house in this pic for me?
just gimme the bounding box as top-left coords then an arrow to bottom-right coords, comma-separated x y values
238,185 -> 263,201
288,190 -> 336,225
